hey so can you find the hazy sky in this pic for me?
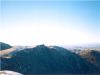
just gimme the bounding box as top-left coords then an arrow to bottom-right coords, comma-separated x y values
0,0 -> 100,46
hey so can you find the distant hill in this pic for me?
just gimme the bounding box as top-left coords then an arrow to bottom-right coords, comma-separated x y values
1,44 -> 100,74
0,42 -> 12,50
79,50 -> 100,69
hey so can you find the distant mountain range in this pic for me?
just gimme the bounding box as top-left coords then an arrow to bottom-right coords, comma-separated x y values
0,42 -> 100,74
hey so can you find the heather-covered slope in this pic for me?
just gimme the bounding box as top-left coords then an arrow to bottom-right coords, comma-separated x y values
79,50 -> 100,69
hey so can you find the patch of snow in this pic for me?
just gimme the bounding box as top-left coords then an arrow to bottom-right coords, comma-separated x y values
0,70 -> 23,75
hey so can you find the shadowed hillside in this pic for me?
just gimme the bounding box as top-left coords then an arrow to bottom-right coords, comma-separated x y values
1,45 -> 100,74
0,42 -> 12,50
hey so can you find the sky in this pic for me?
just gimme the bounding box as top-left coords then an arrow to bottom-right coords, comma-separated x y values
0,0 -> 100,46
